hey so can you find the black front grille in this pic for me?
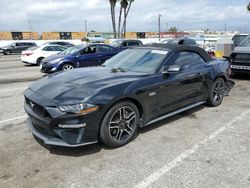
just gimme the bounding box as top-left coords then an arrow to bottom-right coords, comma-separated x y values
25,97 -> 50,118
33,123 -> 57,137
232,53 -> 250,65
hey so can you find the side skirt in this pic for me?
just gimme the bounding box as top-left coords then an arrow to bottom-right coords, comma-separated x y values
144,101 -> 206,127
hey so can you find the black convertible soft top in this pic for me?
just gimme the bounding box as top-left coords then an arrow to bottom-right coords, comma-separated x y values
144,43 -> 213,62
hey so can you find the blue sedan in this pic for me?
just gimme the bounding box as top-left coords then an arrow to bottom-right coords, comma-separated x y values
40,44 -> 121,73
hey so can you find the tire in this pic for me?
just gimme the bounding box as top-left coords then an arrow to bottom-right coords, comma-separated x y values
4,50 -> 11,55
61,63 -> 74,71
207,78 -> 226,107
36,57 -> 44,65
100,101 -> 140,148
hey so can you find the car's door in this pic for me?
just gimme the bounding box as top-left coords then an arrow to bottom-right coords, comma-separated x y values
77,46 -> 101,67
41,46 -> 60,57
96,45 -> 117,63
16,43 -> 28,53
157,51 -> 208,116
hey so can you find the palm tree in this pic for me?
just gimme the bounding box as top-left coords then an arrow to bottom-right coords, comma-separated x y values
117,1 -> 123,38
121,0 -> 128,38
109,0 -> 117,38
248,2 -> 250,12
121,0 -> 134,38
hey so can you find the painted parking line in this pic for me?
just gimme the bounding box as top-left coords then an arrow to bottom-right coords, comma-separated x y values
0,115 -> 27,127
0,87 -> 27,93
134,109 -> 250,188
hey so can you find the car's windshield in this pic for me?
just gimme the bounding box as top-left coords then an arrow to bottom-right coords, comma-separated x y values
111,40 -> 123,47
238,36 -> 250,47
103,48 -> 168,73
61,45 -> 83,55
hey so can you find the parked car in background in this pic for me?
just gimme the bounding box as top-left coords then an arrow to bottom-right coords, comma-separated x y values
111,39 -> 143,48
229,35 -> 250,74
160,37 -> 198,46
21,45 -> 67,65
42,41 -> 75,47
0,42 -> 37,55
24,44 -> 234,148
40,44 -> 121,73
232,34 -> 248,47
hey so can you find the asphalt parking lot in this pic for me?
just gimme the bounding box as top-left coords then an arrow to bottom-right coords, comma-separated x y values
0,54 -> 250,188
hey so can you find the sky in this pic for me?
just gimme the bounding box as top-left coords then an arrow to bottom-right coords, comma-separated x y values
0,0 -> 250,33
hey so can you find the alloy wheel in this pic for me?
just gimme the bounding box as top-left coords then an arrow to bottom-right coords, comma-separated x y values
212,80 -> 225,103
62,64 -> 74,71
109,106 -> 137,142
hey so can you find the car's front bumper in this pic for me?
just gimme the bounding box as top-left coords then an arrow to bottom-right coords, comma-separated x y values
26,118 -> 97,147
24,89 -> 101,147
40,62 -> 58,73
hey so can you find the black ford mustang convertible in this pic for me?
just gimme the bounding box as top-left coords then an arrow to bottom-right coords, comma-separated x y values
24,44 -> 234,148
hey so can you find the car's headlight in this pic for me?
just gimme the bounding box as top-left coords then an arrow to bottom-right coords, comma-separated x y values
50,58 -> 62,64
58,103 -> 98,114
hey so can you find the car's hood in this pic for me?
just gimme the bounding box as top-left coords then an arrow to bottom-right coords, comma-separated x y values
28,67 -> 146,105
232,46 -> 250,53
43,53 -> 71,62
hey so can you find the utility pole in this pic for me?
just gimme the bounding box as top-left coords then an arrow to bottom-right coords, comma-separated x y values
224,23 -> 227,34
84,19 -> 88,36
158,14 -> 162,42
28,20 -> 32,31
166,22 -> 168,32
28,20 -> 33,39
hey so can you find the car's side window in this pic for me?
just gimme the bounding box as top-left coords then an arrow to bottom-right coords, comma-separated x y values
167,51 -> 205,69
43,46 -> 54,51
80,46 -> 97,54
122,42 -> 128,47
127,41 -> 139,46
98,46 -> 113,52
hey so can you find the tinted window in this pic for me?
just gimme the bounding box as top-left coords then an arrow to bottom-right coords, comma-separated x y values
121,42 -> 128,46
98,46 -> 114,52
42,46 -> 58,51
54,46 -> 66,51
80,46 -> 97,54
16,43 -> 25,46
168,51 -> 205,68
27,43 -> 35,46
127,41 -> 140,46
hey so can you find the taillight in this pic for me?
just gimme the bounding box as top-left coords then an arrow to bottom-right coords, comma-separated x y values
24,52 -> 33,56
208,51 -> 215,57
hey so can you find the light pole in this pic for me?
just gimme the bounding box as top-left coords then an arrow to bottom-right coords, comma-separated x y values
84,19 -> 88,36
158,14 -> 162,42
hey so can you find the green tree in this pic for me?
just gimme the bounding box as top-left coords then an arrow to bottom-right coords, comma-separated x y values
169,27 -> 177,32
247,2 -> 250,11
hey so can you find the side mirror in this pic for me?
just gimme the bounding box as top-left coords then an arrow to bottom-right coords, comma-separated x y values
163,65 -> 181,73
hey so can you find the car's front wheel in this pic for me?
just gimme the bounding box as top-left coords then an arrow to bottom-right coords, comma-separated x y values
4,50 -> 11,55
36,57 -> 44,65
207,78 -> 226,107
61,63 -> 74,71
100,101 -> 139,147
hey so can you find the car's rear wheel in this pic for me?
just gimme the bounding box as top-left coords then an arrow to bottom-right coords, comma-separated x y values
100,101 -> 139,147
4,50 -> 11,55
207,78 -> 226,107
61,63 -> 74,71
36,57 -> 44,65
